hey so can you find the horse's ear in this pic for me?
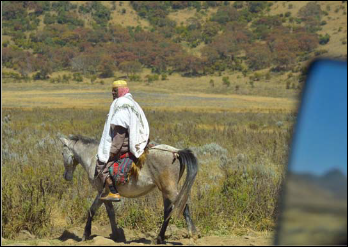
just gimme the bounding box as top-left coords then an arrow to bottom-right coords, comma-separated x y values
59,137 -> 70,147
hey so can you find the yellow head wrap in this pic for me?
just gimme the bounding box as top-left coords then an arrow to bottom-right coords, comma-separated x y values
112,80 -> 127,88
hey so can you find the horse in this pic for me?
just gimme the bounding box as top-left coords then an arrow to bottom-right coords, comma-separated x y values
59,134 -> 198,244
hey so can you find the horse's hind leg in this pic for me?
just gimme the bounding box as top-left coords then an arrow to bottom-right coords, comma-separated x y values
183,204 -> 197,238
157,197 -> 174,244
104,201 -> 126,242
82,194 -> 103,241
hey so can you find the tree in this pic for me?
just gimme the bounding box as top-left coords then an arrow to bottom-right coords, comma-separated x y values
209,32 -> 241,60
247,1 -> 269,13
211,6 -> 240,24
246,44 -> 272,71
202,21 -> 220,44
70,52 -> 101,75
33,55 -> 53,80
119,61 -> 142,77
17,53 -> 34,78
273,49 -> 296,71
298,2 -> 322,20
170,54 -> 202,76
99,55 -> 116,78
296,32 -> 319,51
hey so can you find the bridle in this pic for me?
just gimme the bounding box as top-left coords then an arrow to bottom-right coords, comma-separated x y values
65,139 -> 78,166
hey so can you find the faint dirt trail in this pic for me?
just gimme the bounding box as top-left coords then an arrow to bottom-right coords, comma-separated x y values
2,224 -> 273,246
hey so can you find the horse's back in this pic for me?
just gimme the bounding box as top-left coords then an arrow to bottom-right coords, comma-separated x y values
118,145 -> 181,198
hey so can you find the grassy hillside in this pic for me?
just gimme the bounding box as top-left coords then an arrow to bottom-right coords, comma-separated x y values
2,1 -> 347,100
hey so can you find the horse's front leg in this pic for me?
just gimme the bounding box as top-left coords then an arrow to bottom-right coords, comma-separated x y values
82,194 -> 103,241
104,201 -> 126,242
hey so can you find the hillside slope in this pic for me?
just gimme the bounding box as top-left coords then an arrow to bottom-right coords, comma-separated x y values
2,1 -> 347,99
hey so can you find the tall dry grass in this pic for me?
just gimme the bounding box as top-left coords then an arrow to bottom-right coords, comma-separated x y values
1,107 -> 294,238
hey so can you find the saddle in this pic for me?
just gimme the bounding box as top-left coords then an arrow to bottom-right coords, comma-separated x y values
109,152 -> 137,185
107,141 -> 153,185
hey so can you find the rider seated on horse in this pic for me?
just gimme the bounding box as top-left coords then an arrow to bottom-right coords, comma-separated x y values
96,80 -> 150,202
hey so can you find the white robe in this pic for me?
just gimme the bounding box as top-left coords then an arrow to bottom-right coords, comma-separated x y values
97,93 -> 149,162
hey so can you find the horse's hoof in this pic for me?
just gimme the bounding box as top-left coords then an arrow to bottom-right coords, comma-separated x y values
156,235 -> 165,244
110,234 -> 126,243
82,234 -> 89,241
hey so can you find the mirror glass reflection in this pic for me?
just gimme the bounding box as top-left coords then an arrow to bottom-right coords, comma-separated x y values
276,60 -> 347,245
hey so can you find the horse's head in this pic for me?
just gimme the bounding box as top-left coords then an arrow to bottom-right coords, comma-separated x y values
59,137 -> 78,181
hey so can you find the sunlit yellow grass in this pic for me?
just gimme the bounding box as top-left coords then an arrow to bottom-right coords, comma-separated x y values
2,82 -> 297,113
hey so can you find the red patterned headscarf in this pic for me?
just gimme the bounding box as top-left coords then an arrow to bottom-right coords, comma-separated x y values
117,87 -> 129,97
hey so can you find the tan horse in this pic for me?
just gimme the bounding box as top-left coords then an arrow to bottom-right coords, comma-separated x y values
59,134 -> 198,244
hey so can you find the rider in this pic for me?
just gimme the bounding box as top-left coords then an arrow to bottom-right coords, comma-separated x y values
96,80 -> 149,202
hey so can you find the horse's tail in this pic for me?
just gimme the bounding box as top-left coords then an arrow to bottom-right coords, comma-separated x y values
168,148 -> 198,219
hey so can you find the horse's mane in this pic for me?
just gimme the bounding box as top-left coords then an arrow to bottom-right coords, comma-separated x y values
69,135 -> 99,145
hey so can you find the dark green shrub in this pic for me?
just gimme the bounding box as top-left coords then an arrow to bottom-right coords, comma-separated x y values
222,76 -> 230,87
319,33 -> 330,45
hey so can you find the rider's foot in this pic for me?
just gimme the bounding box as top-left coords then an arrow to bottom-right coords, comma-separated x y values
100,191 -> 121,202
100,176 -> 121,202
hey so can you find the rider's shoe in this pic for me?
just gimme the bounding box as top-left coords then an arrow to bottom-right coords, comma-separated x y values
100,191 -> 121,202
100,176 -> 121,202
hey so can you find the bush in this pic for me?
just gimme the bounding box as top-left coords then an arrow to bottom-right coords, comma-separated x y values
73,73 -> 83,82
90,75 -> 97,83
265,72 -> 271,81
32,71 -> 47,80
161,74 -> 168,81
315,49 -> 328,56
222,76 -> 230,87
129,74 -> 141,82
253,72 -> 262,81
145,74 -> 159,83
62,74 -> 70,83
319,33 -> 330,45
209,79 -> 215,87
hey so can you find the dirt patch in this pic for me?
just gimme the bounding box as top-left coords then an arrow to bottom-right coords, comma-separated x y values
2,224 -> 273,246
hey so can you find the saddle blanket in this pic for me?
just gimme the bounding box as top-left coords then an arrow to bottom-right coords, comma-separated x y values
109,153 -> 136,185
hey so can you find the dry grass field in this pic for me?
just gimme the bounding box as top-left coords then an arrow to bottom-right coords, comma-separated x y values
2,75 -> 294,245
1,79 -> 298,112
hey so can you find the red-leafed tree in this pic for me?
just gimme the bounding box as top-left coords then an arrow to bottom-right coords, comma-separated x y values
99,55 -> 116,78
295,31 -> 319,52
119,61 -> 142,77
246,44 -> 272,71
